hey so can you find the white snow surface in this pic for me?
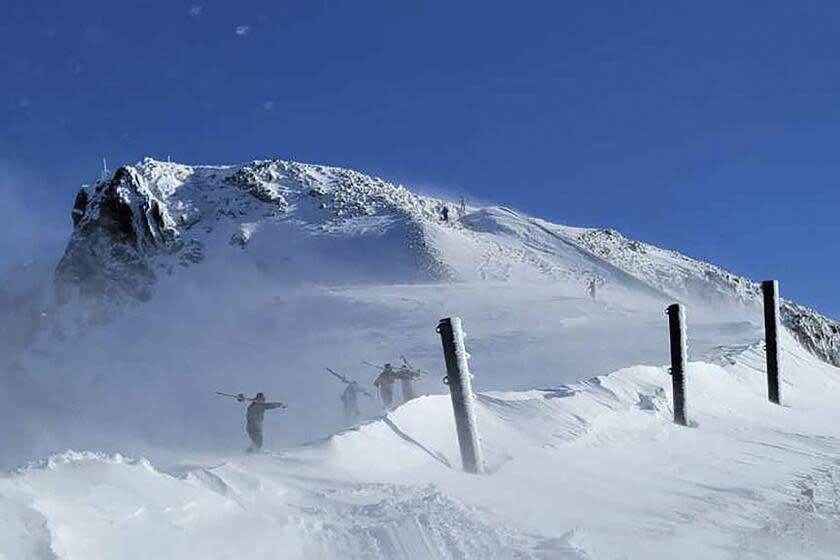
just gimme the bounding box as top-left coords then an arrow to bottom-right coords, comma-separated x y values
3,157 -> 840,558
4,333 -> 840,559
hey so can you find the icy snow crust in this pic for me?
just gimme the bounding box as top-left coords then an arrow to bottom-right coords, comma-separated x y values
4,333 -> 840,559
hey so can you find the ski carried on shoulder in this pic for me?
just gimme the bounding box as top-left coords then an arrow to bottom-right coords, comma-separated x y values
325,368 -> 375,398
215,391 -> 256,401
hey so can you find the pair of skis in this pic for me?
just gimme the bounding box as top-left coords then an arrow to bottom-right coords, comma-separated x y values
216,392 -> 253,401
215,392 -> 288,408
363,356 -> 428,376
326,368 -> 375,398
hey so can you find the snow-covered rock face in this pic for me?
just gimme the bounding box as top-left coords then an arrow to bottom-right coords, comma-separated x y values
781,301 -> 840,367
571,227 -> 760,304
52,157 -> 840,366
565,226 -> 840,367
56,164 -> 179,304
54,158 -> 452,309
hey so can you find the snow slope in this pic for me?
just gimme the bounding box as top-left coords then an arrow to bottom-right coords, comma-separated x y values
4,157 -> 840,558
51,158 -> 840,364
3,331 -> 840,559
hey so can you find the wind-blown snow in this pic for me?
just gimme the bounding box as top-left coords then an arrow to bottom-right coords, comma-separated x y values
3,157 -> 840,558
3,332 -> 840,558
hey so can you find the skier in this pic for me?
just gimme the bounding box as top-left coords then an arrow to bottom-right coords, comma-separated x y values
374,363 -> 397,410
326,367 -> 374,422
441,205 -> 450,222
395,365 -> 420,403
341,382 -> 361,421
237,392 -> 286,452
588,277 -> 598,300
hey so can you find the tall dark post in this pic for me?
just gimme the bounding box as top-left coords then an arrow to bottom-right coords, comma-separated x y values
666,303 -> 688,426
437,316 -> 484,474
762,280 -> 781,405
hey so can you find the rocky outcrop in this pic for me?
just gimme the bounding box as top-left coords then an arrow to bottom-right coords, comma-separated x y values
71,189 -> 88,228
54,166 -> 180,304
52,158 -> 453,309
781,301 -> 840,367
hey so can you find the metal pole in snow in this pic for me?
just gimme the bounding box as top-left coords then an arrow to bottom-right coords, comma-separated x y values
437,317 -> 485,474
666,304 -> 688,426
762,280 -> 782,405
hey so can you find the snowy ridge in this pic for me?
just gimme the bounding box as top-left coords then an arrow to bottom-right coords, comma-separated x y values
4,330 -> 840,558
563,225 -> 840,366
570,226 -> 758,304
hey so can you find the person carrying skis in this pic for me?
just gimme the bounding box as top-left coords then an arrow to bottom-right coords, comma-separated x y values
236,392 -> 286,452
588,277 -> 598,300
325,367 -> 374,422
374,364 -> 397,410
395,365 -> 421,403
341,382 -> 361,421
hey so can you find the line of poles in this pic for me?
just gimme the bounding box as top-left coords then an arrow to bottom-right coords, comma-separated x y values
437,280 -> 783,474
666,280 -> 781,427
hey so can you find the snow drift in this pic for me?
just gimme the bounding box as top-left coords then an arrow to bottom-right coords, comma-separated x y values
3,331 -> 840,559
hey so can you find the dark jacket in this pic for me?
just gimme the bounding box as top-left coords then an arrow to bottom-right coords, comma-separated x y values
246,401 -> 285,431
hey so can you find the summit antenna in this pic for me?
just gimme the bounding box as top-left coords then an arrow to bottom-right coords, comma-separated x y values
100,157 -> 110,181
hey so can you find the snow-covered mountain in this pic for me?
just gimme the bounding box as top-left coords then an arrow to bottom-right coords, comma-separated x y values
54,159 -> 449,307
5,157 -> 840,559
54,157 -> 840,365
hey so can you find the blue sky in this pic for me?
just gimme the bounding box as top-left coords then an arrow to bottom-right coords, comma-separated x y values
3,1 -> 840,315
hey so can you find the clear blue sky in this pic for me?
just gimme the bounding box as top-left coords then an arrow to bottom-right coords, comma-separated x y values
3,1 -> 840,315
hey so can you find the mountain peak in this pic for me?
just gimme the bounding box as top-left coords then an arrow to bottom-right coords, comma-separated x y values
54,158 -> 457,307
51,157 -> 840,367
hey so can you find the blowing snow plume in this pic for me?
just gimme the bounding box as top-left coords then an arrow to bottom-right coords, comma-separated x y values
0,163 -> 68,464
3,156 -> 839,466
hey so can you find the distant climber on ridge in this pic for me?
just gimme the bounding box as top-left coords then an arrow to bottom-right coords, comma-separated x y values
341,381 -> 361,421
325,367 -> 374,423
394,359 -> 423,403
374,364 -> 398,410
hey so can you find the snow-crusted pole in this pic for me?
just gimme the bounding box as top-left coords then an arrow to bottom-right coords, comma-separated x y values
437,317 -> 485,474
666,304 -> 688,426
762,280 -> 782,405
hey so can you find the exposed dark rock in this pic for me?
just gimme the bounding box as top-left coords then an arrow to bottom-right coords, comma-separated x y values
95,178 -> 138,246
781,301 -> 840,368
71,189 -> 88,228
53,166 -> 176,306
